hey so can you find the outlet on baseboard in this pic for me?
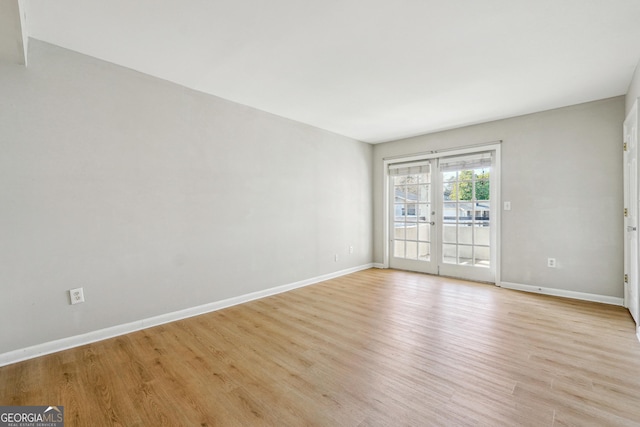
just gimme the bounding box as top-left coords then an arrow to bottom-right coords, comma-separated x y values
69,287 -> 85,304
547,258 -> 557,268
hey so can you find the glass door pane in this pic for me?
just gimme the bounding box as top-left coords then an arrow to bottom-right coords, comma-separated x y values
389,161 -> 437,274
438,153 -> 494,282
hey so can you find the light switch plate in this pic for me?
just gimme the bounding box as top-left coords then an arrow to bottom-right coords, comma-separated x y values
70,287 -> 85,304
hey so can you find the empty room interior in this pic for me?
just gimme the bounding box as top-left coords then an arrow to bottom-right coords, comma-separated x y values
2,1 -> 640,425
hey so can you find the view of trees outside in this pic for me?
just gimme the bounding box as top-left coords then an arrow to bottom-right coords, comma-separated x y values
444,169 -> 490,201
442,167 -> 491,267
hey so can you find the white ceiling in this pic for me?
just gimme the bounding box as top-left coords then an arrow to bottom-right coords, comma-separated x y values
10,0 -> 640,142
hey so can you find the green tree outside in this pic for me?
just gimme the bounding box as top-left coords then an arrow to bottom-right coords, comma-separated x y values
448,170 -> 490,201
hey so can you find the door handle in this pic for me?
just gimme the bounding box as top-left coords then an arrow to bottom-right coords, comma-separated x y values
628,226 -> 637,231
429,221 -> 435,225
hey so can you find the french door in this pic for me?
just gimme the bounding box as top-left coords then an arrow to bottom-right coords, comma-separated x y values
389,150 -> 497,283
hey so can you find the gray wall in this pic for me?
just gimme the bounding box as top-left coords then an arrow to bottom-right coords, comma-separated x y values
627,60 -> 640,115
373,97 -> 624,298
0,40 -> 373,354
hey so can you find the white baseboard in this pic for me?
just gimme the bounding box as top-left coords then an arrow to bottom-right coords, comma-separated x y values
372,263 -> 385,269
0,263 -> 373,367
500,281 -> 624,306
637,325 -> 640,344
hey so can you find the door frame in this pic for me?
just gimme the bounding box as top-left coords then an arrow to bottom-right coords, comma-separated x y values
382,143 -> 501,284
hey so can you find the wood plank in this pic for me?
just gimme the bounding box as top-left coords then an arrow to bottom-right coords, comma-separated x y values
1,268 -> 639,426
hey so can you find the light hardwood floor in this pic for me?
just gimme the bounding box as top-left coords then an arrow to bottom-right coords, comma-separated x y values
1,269 -> 640,426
